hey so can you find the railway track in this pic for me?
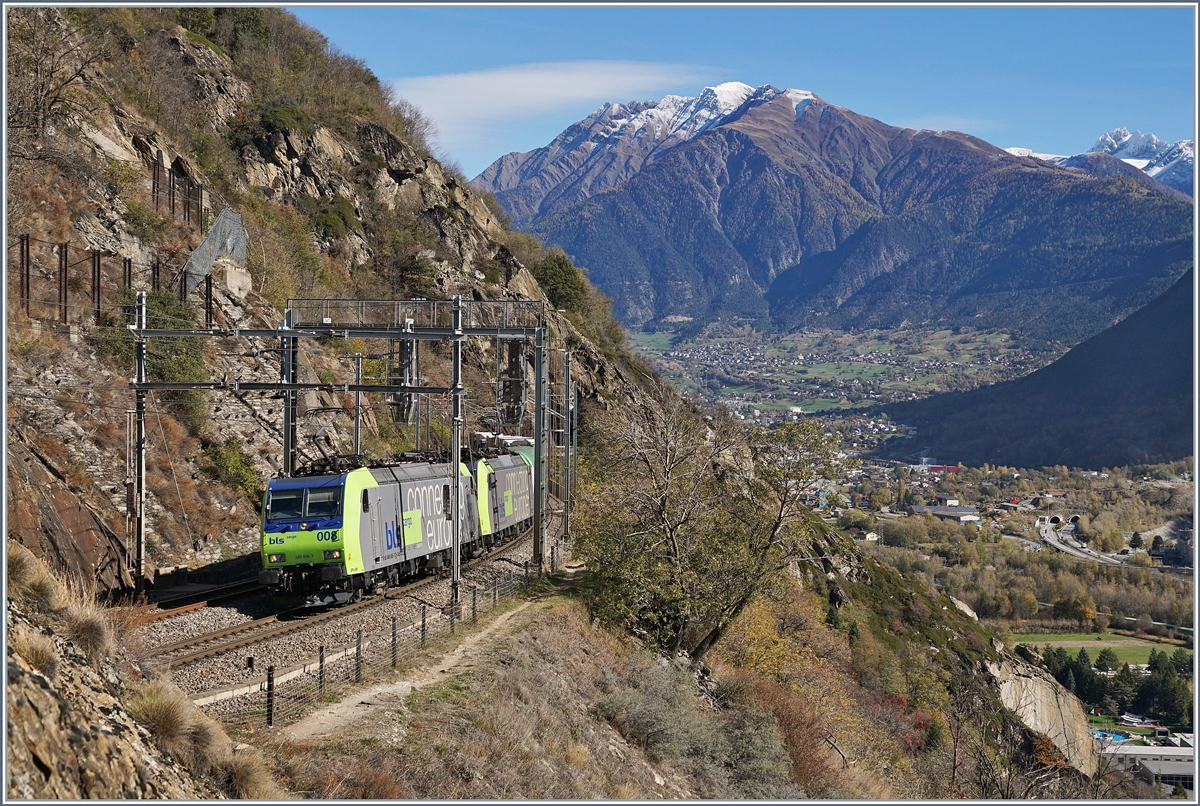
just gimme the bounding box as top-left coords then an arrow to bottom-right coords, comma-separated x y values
156,520 -> 550,670
146,579 -> 265,621
154,596 -> 383,666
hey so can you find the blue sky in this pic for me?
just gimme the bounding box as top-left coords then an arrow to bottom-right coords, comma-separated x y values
287,4 -> 1196,179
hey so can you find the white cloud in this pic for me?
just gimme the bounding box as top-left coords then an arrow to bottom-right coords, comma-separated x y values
391,60 -> 716,172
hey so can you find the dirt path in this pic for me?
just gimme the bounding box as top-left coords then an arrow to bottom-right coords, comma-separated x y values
283,564 -> 583,743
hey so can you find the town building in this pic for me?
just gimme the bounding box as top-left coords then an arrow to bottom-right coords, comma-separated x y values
908,505 -> 981,524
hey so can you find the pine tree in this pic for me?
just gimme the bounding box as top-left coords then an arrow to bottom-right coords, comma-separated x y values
826,605 -> 843,630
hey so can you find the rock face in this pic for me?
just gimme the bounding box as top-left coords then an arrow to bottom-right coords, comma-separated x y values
985,658 -> 1099,777
240,116 -> 507,275
5,7 -> 646,592
5,607 -> 219,799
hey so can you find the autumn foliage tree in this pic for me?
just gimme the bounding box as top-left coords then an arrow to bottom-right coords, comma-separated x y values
1051,593 -> 1098,628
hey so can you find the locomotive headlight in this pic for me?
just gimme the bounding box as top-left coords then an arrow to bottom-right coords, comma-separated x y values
323,550 -> 342,560
268,553 -> 286,563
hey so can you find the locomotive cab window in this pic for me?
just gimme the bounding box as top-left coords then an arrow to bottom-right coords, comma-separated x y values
266,486 -> 343,521
266,489 -> 304,520
307,488 -> 341,518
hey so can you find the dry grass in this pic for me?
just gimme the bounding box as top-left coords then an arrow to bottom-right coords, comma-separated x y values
108,601 -> 167,675
63,604 -> 115,662
125,678 -> 288,797
223,746 -> 287,799
7,542 -> 40,588
269,597 -> 799,800
11,624 -> 60,680
126,679 -> 197,759
183,715 -> 230,778
59,573 -> 116,663
7,542 -> 63,613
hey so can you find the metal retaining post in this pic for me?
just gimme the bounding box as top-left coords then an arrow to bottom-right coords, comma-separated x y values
472,587 -> 477,624
354,353 -> 363,455
92,251 -> 101,322
266,666 -> 275,727
20,234 -> 30,317
421,605 -> 427,647
450,295 -> 463,607
58,243 -> 68,325
355,629 -> 362,682
134,292 -> 147,592
391,618 -> 398,668
533,328 -> 546,572
205,274 -> 213,328
318,646 -> 325,694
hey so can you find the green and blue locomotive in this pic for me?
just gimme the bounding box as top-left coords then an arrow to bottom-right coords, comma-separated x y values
259,450 -> 534,605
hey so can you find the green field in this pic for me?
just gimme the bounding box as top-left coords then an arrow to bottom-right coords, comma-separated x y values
1014,632 -> 1169,666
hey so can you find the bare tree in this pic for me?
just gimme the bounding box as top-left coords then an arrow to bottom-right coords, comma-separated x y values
7,8 -> 104,144
576,383 -> 842,667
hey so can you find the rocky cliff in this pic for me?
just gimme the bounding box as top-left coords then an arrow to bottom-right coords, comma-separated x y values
986,657 -> 1099,777
6,603 -> 220,799
6,8 -> 644,591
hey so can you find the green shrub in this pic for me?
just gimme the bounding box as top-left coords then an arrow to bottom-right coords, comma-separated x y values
312,198 -> 363,240
533,253 -> 588,312
122,199 -> 167,244
203,438 -> 262,504
261,104 -> 314,134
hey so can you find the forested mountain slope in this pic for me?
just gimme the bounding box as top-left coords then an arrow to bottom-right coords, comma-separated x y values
6,6 -> 641,590
882,269 -> 1194,469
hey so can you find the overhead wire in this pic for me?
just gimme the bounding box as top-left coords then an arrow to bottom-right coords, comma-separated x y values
149,393 -> 195,545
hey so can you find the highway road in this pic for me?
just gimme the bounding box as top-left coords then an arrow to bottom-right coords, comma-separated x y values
1037,521 -> 1125,566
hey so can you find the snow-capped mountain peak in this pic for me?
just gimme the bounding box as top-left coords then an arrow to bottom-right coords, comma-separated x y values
601,81 -> 757,145
1007,128 -> 1192,198
1089,127 -> 1167,160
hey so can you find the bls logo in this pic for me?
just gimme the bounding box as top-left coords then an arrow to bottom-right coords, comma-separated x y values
384,520 -> 399,551
268,536 -> 285,546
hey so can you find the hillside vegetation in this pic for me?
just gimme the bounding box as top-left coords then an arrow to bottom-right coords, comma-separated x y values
882,268 -> 1193,468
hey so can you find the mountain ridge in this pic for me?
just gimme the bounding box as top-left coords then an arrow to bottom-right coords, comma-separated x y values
478,84 -> 1192,344
1005,127 -> 1194,198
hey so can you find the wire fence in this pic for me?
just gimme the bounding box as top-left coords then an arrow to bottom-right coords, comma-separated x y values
6,233 -> 214,329
196,533 -> 573,730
